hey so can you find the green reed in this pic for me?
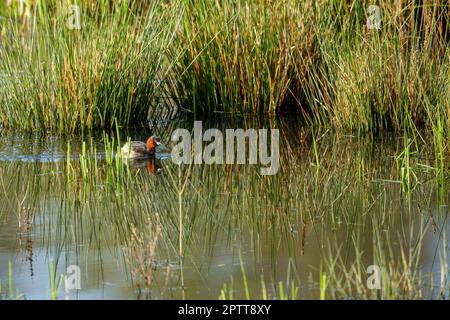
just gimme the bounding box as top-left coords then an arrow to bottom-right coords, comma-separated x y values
0,260 -> 24,300
0,0 -> 176,132
8,260 -> 12,299
220,258 -> 300,300
49,260 -> 63,300
166,1 -> 449,136
0,1 -> 448,141
0,118 -> 448,299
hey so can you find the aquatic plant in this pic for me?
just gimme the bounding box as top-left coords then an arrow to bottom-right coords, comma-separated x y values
0,0 -> 177,132
0,1 -> 448,138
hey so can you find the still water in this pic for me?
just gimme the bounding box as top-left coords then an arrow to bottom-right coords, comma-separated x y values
0,117 -> 448,299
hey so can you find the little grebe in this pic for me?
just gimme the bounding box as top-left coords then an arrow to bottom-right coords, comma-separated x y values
121,136 -> 161,159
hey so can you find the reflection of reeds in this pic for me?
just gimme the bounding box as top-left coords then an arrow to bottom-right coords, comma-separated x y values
220,258 -> 300,300
0,120 -> 448,299
18,204 -> 35,277
124,215 -> 162,297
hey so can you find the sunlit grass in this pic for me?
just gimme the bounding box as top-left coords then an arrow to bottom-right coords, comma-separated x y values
0,0 -> 177,132
0,1 -> 448,137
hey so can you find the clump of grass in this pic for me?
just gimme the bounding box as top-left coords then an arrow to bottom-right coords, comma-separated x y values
321,196 -> 437,300
0,1 -> 176,132
49,260 -> 63,300
1,1 -> 449,137
168,0 -> 449,136
167,0 -> 316,115
298,1 -> 450,133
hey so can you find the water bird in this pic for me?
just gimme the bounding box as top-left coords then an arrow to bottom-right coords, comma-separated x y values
121,136 -> 161,159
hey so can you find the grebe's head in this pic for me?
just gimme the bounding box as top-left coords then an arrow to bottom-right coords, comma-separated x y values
146,136 -> 161,152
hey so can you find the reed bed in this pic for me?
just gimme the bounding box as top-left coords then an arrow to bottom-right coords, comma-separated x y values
0,0 -> 176,132
0,0 -> 448,135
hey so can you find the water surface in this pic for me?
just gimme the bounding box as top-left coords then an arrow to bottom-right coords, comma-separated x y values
0,117 -> 448,299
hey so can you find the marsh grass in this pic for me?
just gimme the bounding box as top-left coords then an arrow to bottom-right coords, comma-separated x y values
0,260 -> 24,300
315,1 -> 449,133
49,259 -> 63,300
0,1 -> 177,132
0,119 -> 448,299
1,258 -> 69,300
1,1 -> 448,137
167,1 -> 449,135
166,0 -> 316,115
321,203 -> 441,300
219,258 -> 300,300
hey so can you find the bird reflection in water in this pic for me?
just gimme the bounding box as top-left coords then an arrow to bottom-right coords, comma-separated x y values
128,158 -> 162,175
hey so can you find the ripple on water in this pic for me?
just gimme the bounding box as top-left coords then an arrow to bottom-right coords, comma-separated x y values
0,134 -> 171,163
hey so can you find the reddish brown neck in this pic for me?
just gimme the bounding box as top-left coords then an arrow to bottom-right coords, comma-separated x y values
146,138 -> 156,152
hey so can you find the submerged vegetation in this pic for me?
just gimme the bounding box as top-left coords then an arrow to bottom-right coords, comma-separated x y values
0,119 -> 449,299
0,0 -> 448,134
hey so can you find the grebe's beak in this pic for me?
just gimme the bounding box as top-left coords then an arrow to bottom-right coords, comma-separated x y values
156,141 -> 171,152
